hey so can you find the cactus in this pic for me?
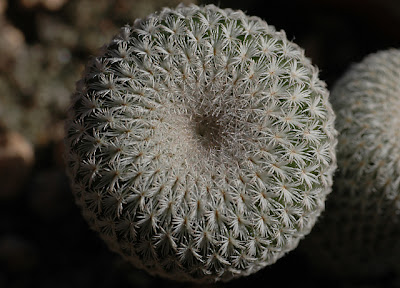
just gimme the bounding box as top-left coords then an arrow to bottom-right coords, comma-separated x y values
302,49 -> 400,278
65,4 -> 337,283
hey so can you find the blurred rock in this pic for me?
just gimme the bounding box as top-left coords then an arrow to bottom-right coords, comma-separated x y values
0,0 -> 6,15
37,14 -> 78,48
0,18 -> 25,70
0,130 -> 34,199
19,0 -> 68,10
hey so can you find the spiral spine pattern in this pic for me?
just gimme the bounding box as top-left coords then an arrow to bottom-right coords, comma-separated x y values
65,4 -> 337,282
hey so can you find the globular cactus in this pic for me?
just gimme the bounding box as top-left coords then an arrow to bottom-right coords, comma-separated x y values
302,49 -> 400,278
65,4 -> 337,283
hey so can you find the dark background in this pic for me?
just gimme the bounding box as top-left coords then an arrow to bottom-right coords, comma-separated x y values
1,0 -> 400,287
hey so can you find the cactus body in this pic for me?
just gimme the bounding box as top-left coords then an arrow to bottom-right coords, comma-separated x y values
303,49 -> 400,278
65,4 -> 337,283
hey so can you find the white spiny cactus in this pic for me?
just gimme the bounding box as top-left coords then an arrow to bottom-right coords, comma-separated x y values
65,4 -> 337,283
302,48 -> 400,278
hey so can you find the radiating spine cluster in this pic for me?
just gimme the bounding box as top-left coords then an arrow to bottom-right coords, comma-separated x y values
302,49 -> 400,277
65,4 -> 337,282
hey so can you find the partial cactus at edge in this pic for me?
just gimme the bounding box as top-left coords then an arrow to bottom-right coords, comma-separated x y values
65,4 -> 337,283
302,49 -> 400,278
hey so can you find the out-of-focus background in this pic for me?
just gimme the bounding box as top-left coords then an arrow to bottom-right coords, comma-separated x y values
0,0 -> 399,287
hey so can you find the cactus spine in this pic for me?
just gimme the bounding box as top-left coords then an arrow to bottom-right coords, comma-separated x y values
303,49 -> 400,278
65,4 -> 337,283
